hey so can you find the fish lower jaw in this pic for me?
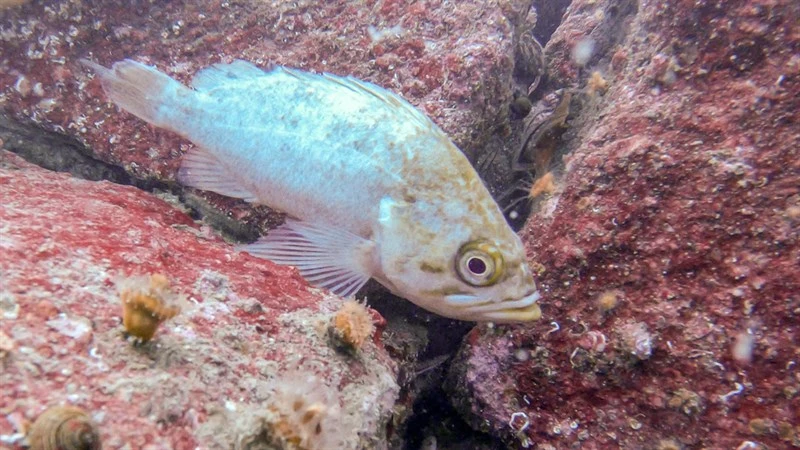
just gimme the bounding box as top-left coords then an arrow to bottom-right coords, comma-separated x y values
447,290 -> 542,322
478,302 -> 542,323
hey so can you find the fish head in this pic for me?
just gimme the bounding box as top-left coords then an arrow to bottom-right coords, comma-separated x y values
375,197 -> 541,323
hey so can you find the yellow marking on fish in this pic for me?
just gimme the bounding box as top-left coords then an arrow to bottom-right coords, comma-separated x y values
419,262 -> 446,274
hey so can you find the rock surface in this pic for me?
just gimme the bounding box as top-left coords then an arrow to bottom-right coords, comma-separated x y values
0,1 -> 546,448
0,0 -> 528,176
0,151 -> 398,448
448,0 -> 800,448
0,0 -> 542,242
3,0 -> 799,448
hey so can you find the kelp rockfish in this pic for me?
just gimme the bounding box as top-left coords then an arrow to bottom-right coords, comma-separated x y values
83,58 -> 541,322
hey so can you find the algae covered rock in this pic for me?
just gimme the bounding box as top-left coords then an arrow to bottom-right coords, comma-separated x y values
447,0 -> 800,448
0,152 -> 398,448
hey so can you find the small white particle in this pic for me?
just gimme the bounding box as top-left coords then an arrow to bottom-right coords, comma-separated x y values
46,314 -> 91,339
514,348 -> 530,362
732,331 -> 754,364
572,39 -> 595,66
32,82 -> 45,97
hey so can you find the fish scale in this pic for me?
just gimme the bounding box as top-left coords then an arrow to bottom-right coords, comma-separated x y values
177,71 -> 399,232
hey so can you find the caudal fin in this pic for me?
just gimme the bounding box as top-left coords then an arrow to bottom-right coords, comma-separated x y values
81,59 -> 188,129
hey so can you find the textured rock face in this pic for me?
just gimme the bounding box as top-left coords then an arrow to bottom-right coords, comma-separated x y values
0,0 -> 524,175
0,1 -> 542,447
0,0 -> 532,239
0,152 -> 398,448
448,0 -> 800,448
3,0 -> 798,448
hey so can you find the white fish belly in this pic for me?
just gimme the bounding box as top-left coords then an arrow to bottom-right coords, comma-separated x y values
161,70 -> 423,236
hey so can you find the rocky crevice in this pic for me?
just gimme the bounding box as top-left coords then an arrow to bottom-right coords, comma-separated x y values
0,114 -> 137,186
0,1 -> 579,447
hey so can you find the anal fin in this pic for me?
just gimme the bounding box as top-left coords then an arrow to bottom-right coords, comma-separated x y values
178,147 -> 258,202
238,220 -> 376,298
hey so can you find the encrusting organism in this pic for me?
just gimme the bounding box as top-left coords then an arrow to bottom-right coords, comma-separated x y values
499,170 -> 558,220
0,330 -> 14,361
617,322 -> 653,361
509,90 -> 533,119
655,438 -> 684,450
239,371 -> 346,450
596,289 -> 622,313
118,273 -> 181,343
528,172 -> 556,199
586,70 -> 609,97
667,388 -> 705,416
27,405 -> 101,450
328,299 -> 375,353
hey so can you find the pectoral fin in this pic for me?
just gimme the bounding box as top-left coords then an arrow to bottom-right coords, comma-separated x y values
238,220 -> 376,298
177,147 -> 259,202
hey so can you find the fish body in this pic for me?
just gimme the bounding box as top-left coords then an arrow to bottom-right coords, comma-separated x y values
85,59 -> 541,322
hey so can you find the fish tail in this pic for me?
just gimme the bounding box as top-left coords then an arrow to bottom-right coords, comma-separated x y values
81,59 -> 190,130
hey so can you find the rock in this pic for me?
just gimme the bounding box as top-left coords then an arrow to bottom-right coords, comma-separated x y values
448,0 -> 800,448
0,0 -> 527,176
0,151 -> 398,448
0,1 -> 551,446
0,0 -> 540,240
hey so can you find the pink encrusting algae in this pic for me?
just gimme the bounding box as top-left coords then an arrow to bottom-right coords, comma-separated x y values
447,0 -> 800,448
0,152 -> 398,448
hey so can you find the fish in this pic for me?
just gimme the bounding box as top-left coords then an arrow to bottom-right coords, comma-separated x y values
82,58 -> 541,322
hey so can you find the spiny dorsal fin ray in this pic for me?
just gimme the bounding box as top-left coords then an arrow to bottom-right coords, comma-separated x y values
193,60 -> 434,131
320,72 -> 432,128
273,65 -> 431,128
191,60 -> 268,91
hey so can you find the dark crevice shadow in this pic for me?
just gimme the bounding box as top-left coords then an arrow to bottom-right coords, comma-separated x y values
0,114 -> 173,193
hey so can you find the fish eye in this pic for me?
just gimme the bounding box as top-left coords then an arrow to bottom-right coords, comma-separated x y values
456,241 -> 504,286
467,256 -> 487,275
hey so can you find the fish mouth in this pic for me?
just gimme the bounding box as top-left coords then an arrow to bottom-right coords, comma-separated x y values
444,291 -> 542,323
480,301 -> 541,322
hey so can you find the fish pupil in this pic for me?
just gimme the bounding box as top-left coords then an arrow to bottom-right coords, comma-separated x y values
468,257 -> 487,275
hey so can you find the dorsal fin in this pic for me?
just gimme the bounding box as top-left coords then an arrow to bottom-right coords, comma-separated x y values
191,60 -> 268,91
191,61 -> 435,131
320,72 -> 432,128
